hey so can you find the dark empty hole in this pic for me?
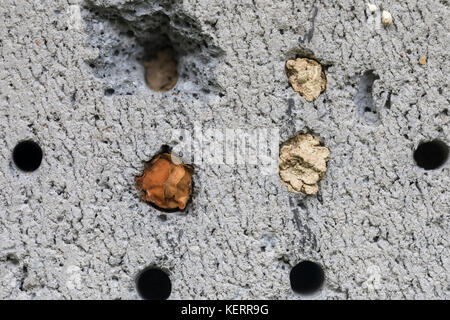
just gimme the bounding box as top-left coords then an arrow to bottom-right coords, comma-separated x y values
13,140 -> 43,172
413,140 -> 449,170
136,268 -> 171,300
290,261 -> 325,295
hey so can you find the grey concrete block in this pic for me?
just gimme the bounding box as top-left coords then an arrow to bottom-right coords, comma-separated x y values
0,0 -> 448,299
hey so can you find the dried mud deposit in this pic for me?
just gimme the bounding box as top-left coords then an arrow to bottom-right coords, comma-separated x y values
279,133 -> 330,195
286,58 -> 327,102
136,153 -> 193,210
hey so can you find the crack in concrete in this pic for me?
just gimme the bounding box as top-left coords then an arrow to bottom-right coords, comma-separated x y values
299,1 -> 319,44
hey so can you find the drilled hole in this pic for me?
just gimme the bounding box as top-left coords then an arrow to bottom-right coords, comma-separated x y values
413,140 -> 449,170
290,261 -> 325,295
136,268 -> 171,300
13,140 -> 43,172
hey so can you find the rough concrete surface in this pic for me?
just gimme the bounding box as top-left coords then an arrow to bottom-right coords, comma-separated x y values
0,0 -> 449,299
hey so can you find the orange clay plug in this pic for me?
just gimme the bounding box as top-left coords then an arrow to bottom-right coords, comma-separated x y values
136,153 -> 193,211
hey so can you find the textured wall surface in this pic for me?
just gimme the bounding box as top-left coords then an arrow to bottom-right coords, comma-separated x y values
0,0 -> 449,299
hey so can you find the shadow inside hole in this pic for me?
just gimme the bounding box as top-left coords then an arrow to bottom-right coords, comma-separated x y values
12,140 -> 43,172
141,34 -> 179,92
413,140 -> 449,170
290,261 -> 325,295
355,70 -> 380,123
135,267 -> 171,300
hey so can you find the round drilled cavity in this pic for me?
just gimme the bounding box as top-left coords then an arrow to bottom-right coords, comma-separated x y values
13,140 -> 43,172
136,268 -> 171,300
413,140 -> 449,170
290,261 -> 325,295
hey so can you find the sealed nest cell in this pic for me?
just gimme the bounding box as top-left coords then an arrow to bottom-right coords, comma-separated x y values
279,133 -> 330,195
136,152 -> 194,211
286,58 -> 327,102
144,47 -> 179,92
